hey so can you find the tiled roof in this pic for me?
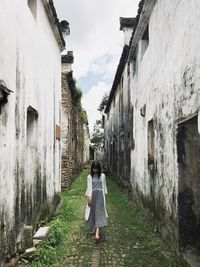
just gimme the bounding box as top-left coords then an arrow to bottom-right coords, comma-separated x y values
62,51 -> 74,64
105,45 -> 129,113
120,17 -> 137,30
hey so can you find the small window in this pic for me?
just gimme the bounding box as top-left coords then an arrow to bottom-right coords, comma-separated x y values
127,63 -> 130,77
102,115 -> 105,127
27,106 -> 38,147
132,46 -> 138,78
142,24 -> 149,41
148,119 -> 155,165
56,125 -> 61,140
141,24 -> 149,59
28,0 -> 37,18
121,76 -> 124,89
0,80 -> 13,112
132,57 -> 136,78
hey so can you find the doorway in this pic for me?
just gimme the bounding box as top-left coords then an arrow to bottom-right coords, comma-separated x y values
177,115 -> 200,249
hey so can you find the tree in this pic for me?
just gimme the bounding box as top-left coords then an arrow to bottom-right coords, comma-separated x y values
90,119 -> 104,150
72,82 -> 88,123
98,93 -> 108,112
90,93 -> 108,150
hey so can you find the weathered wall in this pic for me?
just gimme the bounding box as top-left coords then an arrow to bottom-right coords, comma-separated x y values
130,0 -> 200,247
105,0 -> 200,249
61,70 -> 74,188
0,0 -> 62,263
105,45 -> 133,192
61,62 -> 89,188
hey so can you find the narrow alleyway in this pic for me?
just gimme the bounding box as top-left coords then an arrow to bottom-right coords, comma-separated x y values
28,170 -> 188,267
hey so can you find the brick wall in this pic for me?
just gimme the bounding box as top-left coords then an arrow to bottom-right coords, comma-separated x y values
61,66 -> 87,188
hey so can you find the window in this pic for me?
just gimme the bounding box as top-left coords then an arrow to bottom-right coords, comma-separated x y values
142,24 -> 149,41
141,24 -> 149,59
27,106 -> 38,147
102,115 -> 105,127
132,57 -> 136,78
0,80 -> 13,112
28,0 -> 37,18
148,119 -> 155,165
56,125 -> 61,140
127,63 -> 130,77
121,76 -> 124,89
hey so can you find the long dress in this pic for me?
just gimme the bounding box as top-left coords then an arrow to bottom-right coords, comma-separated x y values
86,174 -> 108,228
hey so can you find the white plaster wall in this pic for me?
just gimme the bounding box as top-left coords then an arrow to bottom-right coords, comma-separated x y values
105,0 -> 200,244
0,0 -> 62,252
130,0 -> 200,220
123,27 -> 133,46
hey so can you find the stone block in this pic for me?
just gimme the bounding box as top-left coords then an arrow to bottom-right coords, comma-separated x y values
33,226 -> 50,240
33,239 -> 42,246
4,256 -> 19,267
23,225 -> 33,249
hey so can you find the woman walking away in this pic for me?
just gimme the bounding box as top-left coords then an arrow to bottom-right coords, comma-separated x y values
85,161 -> 108,241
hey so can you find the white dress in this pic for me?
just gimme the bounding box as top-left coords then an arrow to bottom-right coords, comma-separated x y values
85,173 -> 108,221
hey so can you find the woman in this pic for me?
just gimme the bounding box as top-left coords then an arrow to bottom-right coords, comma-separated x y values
85,161 -> 108,241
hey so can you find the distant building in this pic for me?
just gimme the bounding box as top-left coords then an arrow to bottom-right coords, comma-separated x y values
89,146 -> 95,161
0,0 -> 67,263
105,0 -> 200,252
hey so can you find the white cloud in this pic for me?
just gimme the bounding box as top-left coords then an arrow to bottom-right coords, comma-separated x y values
55,0 -> 140,79
81,82 -> 110,132
55,0 -> 140,131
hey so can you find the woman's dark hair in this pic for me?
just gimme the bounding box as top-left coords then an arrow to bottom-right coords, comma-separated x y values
91,161 -> 102,177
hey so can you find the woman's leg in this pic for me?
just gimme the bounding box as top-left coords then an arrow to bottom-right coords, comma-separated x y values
95,227 -> 100,239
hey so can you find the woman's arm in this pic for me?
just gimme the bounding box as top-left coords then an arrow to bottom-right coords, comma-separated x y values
85,175 -> 90,196
103,174 -> 108,194
86,196 -> 92,207
85,175 -> 92,206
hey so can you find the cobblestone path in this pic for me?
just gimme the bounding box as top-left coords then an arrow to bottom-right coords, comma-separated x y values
28,171 -> 188,267
51,171 -> 187,267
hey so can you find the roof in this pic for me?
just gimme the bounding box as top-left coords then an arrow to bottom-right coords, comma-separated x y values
128,0 -> 157,60
120,17 -> 137,30
105,45 -> 130,113
42,0 -> 67,51
62,51 -> 74,64
105,0 -> 157,114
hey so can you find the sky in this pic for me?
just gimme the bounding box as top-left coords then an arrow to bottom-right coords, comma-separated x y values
54,0 -> 140,132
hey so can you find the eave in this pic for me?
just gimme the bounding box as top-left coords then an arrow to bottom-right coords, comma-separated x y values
41,0 -> 66,52
128,0 -> 157,62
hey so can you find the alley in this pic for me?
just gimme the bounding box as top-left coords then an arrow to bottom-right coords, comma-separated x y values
27,170 -> 187,267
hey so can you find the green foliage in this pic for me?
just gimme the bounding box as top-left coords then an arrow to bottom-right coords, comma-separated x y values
98,93 -> 108,112
90,119 -> 104,150
90,94 -> 108,150
79,109 -> 88,123
72,81 -> 88,124
73,87 -> 82,107
106,177 -> 188,267
30,171 -> 187,267
46,219 -> 64,246
29,219 -> 65,266
29,171 -> 88,267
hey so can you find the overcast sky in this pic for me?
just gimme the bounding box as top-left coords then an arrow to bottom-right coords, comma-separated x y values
54,0 -> 140,132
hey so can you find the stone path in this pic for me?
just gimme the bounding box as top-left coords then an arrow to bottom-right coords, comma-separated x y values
51,172 -> 188,267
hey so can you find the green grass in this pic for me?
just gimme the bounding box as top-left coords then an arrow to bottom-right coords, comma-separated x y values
28,171 -> 188,267
105,178 -> 188,267
29,171 -> 87,267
